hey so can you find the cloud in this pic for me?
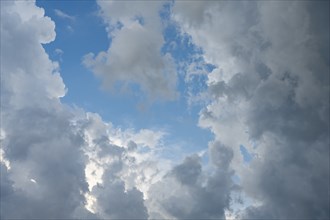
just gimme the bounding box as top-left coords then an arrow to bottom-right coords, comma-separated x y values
147,143 -> 237,219
55,48 -> 64,61
55,48 -> 63,55
0,1 -> 161,219
83,0 -> 178,102
171,154 -> 202,185
173,1 -> 329,219
0,2 -> 90,218
91,172 -> 148,219
1,0 -> 328,219
1,1 -> 65,110
1,107 -> 93,219
54,9 -> 75,21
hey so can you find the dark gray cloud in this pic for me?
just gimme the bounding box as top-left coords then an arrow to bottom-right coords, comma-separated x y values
171,154 -> 202,185
241,2 -> 329,219
209,141 -> 233,170
1,107 -> 90,219
148,145 -> 236,219
173,0 -> 329,219
92,170 -> 148,219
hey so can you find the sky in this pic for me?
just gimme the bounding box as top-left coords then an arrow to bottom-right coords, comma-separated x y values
0,0 -> 329,219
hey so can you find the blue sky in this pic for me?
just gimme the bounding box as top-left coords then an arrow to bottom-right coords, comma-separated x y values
36,0 -> 214,157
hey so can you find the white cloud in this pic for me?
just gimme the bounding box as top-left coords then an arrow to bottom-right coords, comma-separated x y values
54,9 -> 75,21
54,48 -> 64,61
0,1 -> 164,219
55,48 -> 63,55
1,1 -> 65,110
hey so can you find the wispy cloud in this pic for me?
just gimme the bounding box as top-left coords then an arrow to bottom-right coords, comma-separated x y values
54,9 -> 75,21
54,48 -> 64,62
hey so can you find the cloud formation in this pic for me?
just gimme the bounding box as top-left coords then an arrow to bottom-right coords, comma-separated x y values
0,1 -> 159,219
1,0 -> 329,219
0,1 -> 90,218
173,1 -> 329,219
83,0 -> 178,101
147,145 -> 236,219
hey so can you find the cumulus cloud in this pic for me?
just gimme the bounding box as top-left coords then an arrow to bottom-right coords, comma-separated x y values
0,1 -> 91,219
1,1 -> 65,110
173,0 -> 329,219
147,142 -> 237,219
83,0 -> 178,101
0,1 -> 162,219
1,0 -> 328,219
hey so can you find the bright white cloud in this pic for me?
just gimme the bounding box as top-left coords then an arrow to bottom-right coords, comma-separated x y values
1,1 -> 65,110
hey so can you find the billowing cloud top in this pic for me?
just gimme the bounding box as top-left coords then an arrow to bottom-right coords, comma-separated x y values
1,0 -> 329,220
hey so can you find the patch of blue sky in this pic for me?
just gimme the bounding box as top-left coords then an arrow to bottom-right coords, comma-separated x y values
158,4 -> 215,154
160,2 -> 216,109
37,0 -> 214,156
36,0 -> 111,113
240,145 -> 253,163
36,0 -> 139,127
134,15 -> 145,26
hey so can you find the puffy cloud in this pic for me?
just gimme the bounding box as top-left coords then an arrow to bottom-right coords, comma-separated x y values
0,107 -> 92,219
0,1 -> 159,219
79,111 -> 193,220
173,1 -> 329,219
0,1 -> 91,218
147,143 -> 237,219
83,0 -> 178,101
1,1 -> 65,111
91,171 -> 148,219
2,0 -> 328,219
171,154 -> 202,185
